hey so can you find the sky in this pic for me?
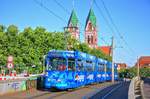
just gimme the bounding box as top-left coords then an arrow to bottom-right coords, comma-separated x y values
0,0 -> 150,66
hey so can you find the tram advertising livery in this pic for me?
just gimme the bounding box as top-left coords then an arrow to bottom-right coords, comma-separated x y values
44,50 -> 118,90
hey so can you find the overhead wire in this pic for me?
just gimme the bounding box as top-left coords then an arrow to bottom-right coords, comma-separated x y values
52,0 -> 70,15
34,0 -> 112,47
93,0 -> 117,46
33,0 -> 67,24
52,0 -> 111,46
96,0 -> 136,65
100,37 -> 110,46
52,0 -> 87,43
100,0 -> 136,56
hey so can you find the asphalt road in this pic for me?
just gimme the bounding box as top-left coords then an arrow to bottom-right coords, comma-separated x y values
142,77 -> 150,99
90,81 -> 130,99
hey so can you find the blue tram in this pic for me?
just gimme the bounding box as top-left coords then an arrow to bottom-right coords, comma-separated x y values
44,50 -> 118,90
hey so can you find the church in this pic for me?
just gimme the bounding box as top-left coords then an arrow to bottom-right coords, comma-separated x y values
66,8 -> 111,56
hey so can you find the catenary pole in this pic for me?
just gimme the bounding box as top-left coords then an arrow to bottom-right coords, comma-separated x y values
111,36 -> 115,83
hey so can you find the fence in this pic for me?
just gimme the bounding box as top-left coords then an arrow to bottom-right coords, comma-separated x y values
0,77 -> 37,95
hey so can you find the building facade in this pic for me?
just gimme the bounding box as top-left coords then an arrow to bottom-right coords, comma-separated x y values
97,46 -> 112,56
66,9 -> 80,40
116,63 -> 127,70
85,9 -> 98,48
136,56 -> 150,68
66,8 -> 112,57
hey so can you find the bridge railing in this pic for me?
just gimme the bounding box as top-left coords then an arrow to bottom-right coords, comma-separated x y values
128,76 -> 143,99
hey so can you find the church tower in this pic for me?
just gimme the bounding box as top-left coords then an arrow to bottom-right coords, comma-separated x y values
85,8 -> 97,48
66,9 -> 80,40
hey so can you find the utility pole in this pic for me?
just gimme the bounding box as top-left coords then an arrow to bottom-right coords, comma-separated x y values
111,36 -> 115,83
137,56 -> 140,79
104,60 -> 107,81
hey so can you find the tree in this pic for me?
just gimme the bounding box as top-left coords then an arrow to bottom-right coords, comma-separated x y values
6,25 -> 18,36
0,24 -> 113,74
0,25 -> 6,32
119,67 -> 150,78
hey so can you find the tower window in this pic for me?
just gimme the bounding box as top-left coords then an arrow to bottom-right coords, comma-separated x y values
88,23 -> 92,31
88,35 -> 90,44
91,35 -> 93,44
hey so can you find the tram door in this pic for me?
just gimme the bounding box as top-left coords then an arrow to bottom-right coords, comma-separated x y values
75,59 -> 85,87
85,61 -> 95,84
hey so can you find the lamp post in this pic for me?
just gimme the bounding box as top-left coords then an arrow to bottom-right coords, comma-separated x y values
137,56 -> 140,80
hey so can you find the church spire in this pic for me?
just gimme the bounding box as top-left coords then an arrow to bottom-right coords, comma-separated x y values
68,9 -> 79,27
85,8 -> 96,29
85,8 -> 97,48
66,9 -> 80,40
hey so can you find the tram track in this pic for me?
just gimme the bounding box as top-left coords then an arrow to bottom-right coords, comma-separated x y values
30,91 -> 68,99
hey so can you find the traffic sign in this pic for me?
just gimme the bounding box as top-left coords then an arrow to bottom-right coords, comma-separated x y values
7,63 -> 14,69
7,56 -> 13,62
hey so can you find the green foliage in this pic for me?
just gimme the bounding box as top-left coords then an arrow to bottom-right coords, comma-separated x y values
0,25 -> 112,74
7,25 -> 18,36
0,25 -> 6,32
119,67 -> 150,78
140,67 -> 150,77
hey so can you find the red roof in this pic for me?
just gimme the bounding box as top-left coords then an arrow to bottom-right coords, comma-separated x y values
139,56 -> 150,67
97,46 -> 111,56
116,63 -> 127,70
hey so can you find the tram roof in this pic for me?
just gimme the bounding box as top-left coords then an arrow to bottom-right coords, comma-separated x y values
97,58 -> 107,63
47,50 -> 111,62
47,50 -> 75,58
47,50 -> 96,60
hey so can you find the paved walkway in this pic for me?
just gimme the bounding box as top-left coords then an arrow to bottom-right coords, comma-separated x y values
0,82 -> 115,99
142,77 -> 150,99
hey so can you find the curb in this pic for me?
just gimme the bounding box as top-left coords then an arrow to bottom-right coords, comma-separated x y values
141,80 -> 145,99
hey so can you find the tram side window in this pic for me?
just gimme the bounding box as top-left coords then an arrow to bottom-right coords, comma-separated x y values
68,59 -> 75,71
106,66 -> 111,72
98,63 -> 100,71
77,60 -> 84,71
101,64 -> 104,72
93,62 -> 96,71
114,66 -> 117,73
98,63 -> 103,72
85,61 -> 94,72
50,58 -> 66,71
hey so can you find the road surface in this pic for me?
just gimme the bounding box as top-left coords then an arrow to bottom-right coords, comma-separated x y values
90,81 -> 130,99
142,77 -> 150,99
